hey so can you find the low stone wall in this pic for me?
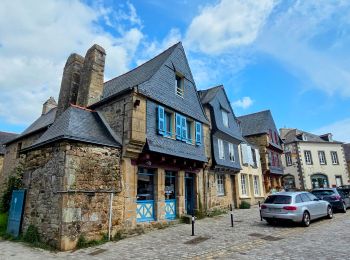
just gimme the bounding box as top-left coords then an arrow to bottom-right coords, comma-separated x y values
22,141 -> 123,250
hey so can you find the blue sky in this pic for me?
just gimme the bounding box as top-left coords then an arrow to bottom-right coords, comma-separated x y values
0,0 -> 349,141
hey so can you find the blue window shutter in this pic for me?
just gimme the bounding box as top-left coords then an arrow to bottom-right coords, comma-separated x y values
175,113 -> 182,140
158,105 -> 165,135
181,116 -> 187,141
195,122 -> 202,145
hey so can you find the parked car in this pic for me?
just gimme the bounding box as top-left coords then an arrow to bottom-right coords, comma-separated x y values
311,188 -> 350,213
261,192 -> 333,227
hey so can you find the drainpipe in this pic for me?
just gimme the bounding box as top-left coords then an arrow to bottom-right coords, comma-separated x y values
108,192 -> 114,241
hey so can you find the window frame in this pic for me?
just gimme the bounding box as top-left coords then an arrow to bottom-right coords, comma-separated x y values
218,138 -> 225,160
175,73 -> 184,98
228,142 -> 235,162
285,152 -> 292,166
241,174 -> 247,196
221,109 -> 229,128
318,151 -> 327,165
253,176 -> 260,196
217,174 -> 225,196
330,151 -> 339,165
304,150 -> 313,165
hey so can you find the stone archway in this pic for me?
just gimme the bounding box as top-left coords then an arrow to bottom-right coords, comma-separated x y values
282,174 -> 296,190
311,173 -> 329,189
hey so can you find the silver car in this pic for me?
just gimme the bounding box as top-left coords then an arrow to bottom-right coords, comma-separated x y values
261,192 -> 333,226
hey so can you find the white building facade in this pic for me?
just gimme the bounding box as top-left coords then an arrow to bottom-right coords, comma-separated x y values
281,129 -> 349,190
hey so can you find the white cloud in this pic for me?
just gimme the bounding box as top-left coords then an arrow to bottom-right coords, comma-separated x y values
313,118 -> 350,143
185,0 -> 277,54
0,0 -> 143,127
256,1 -> 350,97
231,96 -> 254,109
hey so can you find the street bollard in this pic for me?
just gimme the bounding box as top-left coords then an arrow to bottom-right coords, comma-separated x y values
258,201 -> 263,221
191,215 -> 195,236
230,204 -> 234,227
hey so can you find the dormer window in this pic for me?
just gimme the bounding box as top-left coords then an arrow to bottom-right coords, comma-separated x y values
222,110 -> 229,127
302,134 -> 307,141
175,74 -> 184,97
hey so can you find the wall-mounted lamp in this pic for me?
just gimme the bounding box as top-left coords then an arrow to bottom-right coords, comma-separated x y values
134,99 -> 140,108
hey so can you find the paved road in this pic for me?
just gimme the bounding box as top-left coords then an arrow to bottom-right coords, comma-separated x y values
1,206 -> 349,259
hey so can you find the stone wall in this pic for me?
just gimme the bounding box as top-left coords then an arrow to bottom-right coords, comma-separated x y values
1,132 -> 43,193
22,141 -> 123,251
0,155 -> 3,177
206,171 -> 233,211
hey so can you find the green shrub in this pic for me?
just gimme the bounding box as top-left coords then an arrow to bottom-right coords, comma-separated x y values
23,225 -> 40,244
76,234 -> 108,249
239,201 -> 251,209
0,213 -> 8,236
207,208 -> 227,217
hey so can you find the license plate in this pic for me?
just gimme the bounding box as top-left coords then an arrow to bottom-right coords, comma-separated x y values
269,208 -> 281,212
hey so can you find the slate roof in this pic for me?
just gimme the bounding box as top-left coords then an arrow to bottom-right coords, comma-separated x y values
343,144 -> 350,161
28,106 -> 121,150
102,42 -> 180,99
237,110 -> 275,137
5,107 -> 57,145
283,128 -> 343,144
99,42 -> 208,124
198,85 -> 222,105
0,131 -> 18,155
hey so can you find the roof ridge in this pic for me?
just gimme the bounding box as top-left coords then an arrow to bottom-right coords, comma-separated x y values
237,109 -> 271,118
104,42 -> 181,86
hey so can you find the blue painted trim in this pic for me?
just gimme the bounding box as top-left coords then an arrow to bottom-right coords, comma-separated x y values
136,200 -> 155,222
165,199 -> 177,220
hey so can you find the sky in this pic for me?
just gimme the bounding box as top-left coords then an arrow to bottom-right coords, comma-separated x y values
0,0 -> 349,142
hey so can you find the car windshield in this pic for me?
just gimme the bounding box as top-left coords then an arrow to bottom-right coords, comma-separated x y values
264,195 -> 292,204
312,190 -> 335,196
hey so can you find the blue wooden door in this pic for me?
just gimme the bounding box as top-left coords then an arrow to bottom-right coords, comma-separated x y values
7,190 -> 26,237
185,173 -> 194,215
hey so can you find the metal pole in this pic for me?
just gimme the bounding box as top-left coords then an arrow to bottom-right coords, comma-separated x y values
230,204 -> 234,227
258,201 -> 262,221
108,192 -> 114,240
191,215 -> 195,236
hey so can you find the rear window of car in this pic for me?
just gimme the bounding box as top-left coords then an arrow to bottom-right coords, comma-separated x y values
312,190 -> 335,196
264,195 -> 292,204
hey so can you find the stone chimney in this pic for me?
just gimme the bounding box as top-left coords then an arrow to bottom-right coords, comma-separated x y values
76,44 -> 106,107
279,128 -> 294,140
42,97 -> 57,115
56,53 -> 85,119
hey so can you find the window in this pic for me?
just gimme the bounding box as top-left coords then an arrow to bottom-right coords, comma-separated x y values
186,119 -> 193,143
229,143 -> 235,162
331,151 -> 339,164
295,195 -> 302,203
241,174 -> 247,195
175,74 -> 184,97
304,150 -> 313,165
253,176 -> 260,195
300,193 -> 311,202
137,168 -> 154,201
165,171 -> 176,200
218,139 -> 225,159
217,175 -> 225,196
195,122 -> 202,145
335,175 -> 343,187
165,111 -> 172,137
285,152 -> 292,166
251,148 -> 257,166
318,151 -> 326,165
222,110 -> 229,127
265,195 -> 292,204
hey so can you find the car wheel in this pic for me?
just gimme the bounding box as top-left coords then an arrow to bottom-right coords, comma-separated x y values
302,211 -> 310,227
342,202 -> 347,213
326,206 -> 333,219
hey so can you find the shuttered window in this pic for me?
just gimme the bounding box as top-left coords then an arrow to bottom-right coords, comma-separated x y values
195,122 -> 202,145
158,105 -> 165,135
175,113 -> 182,140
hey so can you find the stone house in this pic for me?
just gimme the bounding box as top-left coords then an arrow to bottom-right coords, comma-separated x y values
1,42 -> 214,250
236,141 -> 265,206
0,98 -> 57,193
0,131 -> 18,179
237,110 -> 284,193
280,129 -> 349,190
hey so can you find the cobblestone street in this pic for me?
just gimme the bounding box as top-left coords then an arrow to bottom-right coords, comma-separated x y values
1,206 -> 350,260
